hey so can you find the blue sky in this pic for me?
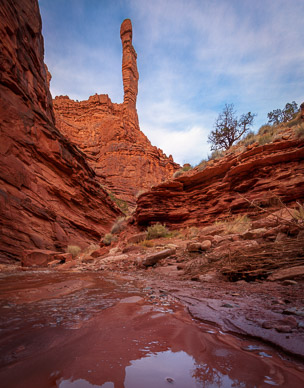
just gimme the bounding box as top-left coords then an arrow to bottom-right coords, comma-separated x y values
39,0 -> 304,166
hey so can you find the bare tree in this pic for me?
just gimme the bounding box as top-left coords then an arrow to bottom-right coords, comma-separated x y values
208,104 -> 256,150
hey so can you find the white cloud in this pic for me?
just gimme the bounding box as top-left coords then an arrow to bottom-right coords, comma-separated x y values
142,123 -> 210,166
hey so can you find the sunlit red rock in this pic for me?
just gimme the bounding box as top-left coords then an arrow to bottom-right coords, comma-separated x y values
135,139 -> 304,227
53,19 -> 179,207
0,0 -> 121,263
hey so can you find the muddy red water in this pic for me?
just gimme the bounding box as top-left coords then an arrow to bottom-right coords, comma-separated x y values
0,271 -> 303,387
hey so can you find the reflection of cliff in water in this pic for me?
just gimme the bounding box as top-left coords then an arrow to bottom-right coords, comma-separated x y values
0,272 -> 303,388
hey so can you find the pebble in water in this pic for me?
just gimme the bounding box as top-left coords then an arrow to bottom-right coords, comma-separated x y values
166,377 -> 174,383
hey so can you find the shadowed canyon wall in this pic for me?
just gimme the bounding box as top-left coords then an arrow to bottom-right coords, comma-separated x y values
53,19 -> 179,207
0,0 -> 121,262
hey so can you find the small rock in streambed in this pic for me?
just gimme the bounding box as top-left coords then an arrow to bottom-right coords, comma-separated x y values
166,377 -> 174,383
282,280 -> 298,286
283,307 -> 304,317
275,325 -> 293,333
221,303 -> 234,308
262,321 -> 274,329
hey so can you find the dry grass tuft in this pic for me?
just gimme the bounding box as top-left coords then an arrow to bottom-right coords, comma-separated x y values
139,239 -> 155,248
296,124 -> 304,139
292,202 -> 304,224
216,215 -> 251,234
111,217 -> 126,234
102,233 -> 117,246
66,245 -> 81,258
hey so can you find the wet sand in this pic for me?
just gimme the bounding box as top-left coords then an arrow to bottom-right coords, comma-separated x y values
0,271 -> 304,387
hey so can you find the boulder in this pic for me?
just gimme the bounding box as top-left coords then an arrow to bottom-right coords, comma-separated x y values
47,260 -> 62,267
22,250 -> 68,267
90,247 -> 110,258
268,266 -> 304,281
187,240 -> 211,252
142,249 -> 176,267
187,242 -> 203,252
54,253 -> 73,263
127,233 -> 147,244
201,240 -> 212,250
241,228 -> 267,240
122,245 -> 143,254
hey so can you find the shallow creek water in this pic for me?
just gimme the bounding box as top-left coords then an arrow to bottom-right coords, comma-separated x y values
0,271 -> 303,388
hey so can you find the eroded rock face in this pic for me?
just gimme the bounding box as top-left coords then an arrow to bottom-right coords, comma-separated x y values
53,19 -> 179,206
135,139 -> 304,227
0,0 -> 121,262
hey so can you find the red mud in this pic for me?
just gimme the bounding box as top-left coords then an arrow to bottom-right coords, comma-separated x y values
0,271 -> 304,387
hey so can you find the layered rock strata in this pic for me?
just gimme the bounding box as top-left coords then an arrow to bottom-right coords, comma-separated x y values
0,0 -> 121,262
53,19 -> 179,207
135,138 -> 304,227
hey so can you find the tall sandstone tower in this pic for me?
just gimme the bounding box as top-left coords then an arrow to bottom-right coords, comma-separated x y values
53,19 -> 179,209
120,19 -> 139,110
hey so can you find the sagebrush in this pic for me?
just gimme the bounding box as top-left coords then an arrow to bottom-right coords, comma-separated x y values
146,223 -> 170,239
102,233 -> 117,246
111,217 -> 126,234
66,245 -> 81,258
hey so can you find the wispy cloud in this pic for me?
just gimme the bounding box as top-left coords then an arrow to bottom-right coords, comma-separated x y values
40,0 -> 304,165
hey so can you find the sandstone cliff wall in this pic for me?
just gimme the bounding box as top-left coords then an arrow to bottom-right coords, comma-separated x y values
0,0 -> 121,262
135,137 -> 304,228
53,19 -> 179,207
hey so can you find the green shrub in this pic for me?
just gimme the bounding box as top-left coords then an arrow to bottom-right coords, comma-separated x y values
66,245 -> 81,258
102,233 -> 117,246
182,164 -> 192,171
146,223 -> 170,240
111,217 -> 126,234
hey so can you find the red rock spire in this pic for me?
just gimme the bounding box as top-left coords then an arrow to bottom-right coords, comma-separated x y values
120,19 -> 139,109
